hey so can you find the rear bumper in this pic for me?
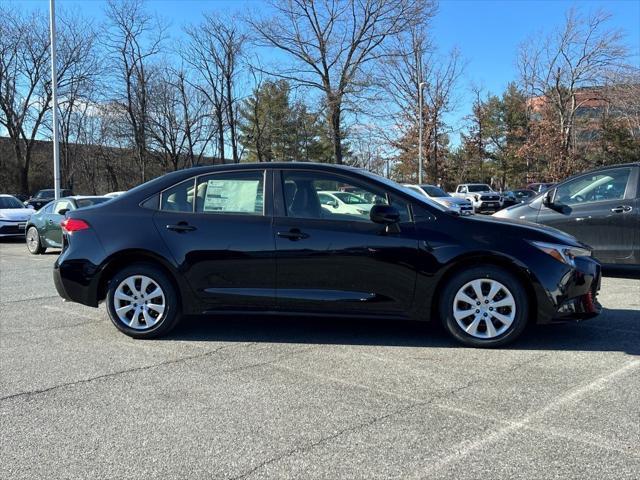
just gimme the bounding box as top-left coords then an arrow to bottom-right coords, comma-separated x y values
54,256 -> 102,307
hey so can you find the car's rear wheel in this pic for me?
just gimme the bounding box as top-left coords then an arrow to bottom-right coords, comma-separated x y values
439,266 -> 528,347
106,264 -> 181,338
26,226 -> 45,254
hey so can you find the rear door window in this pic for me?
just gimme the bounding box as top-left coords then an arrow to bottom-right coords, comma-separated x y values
53,200 -> 73,215
160,179 -> 196,213
195,171 -> 265,215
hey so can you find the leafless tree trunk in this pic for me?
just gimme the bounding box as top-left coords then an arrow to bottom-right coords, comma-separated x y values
104,0 -> 165,183
185,14 -> 246,163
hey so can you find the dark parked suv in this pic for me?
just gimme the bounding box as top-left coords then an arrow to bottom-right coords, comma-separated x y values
54,163 -> 601,347
496,163 -> 639,271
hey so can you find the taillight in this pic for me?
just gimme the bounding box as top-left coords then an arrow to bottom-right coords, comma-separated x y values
61,218 -> 90,233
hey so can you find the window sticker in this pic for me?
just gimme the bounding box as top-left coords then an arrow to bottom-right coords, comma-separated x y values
203,179 -> 260,213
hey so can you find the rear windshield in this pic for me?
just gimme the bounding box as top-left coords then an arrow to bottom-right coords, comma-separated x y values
76,198 -> 110,209
421,185 -> 447,197
35,190 -> 55,198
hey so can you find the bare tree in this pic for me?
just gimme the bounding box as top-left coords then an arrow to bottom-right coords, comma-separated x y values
185,14 -> 246,162
381,24 -> 463,182
518,8 -> 629,166
104,0 -> 165,183
248,0 -> 432,164
0,7 -> 92,193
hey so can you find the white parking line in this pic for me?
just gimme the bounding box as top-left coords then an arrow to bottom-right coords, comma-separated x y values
422,359 -> 640,475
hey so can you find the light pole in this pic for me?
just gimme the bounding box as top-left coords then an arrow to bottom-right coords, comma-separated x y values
49,0 -> 61,200
418,81 -> 426,184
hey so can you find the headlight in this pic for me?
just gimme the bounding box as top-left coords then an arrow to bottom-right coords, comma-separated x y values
530,241 -> 591,267
474,195 -> 480,201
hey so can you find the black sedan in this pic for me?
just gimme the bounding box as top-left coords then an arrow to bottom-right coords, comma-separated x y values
54,163 -> 602,347
26,196 -> 111,254
501,189 -> 538,208
25,188 -> 74,210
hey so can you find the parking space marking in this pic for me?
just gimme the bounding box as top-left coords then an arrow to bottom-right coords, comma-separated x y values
421,359 -> 640,475
271,360 -> 637,459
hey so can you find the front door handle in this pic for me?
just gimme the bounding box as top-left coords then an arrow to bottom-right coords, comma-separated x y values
277,229 -> 309,241
166,223 -> 197,232
611,206 -> 632,214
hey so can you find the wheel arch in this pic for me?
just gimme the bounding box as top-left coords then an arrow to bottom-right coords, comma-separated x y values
429,252 -> 539,326
96,249 -> 189,309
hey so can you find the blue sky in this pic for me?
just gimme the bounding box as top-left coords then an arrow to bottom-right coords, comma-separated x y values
19,0 -> 640,142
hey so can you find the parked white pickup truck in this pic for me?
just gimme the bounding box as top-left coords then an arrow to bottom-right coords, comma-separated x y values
451,184 -> 503,213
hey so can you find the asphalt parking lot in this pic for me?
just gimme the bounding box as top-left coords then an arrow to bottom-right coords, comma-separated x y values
1,239 -> 638,479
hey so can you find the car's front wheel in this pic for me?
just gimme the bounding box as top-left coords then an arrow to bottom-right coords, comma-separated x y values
439,266 -> 529,347
26,226 -> 45,254
106,264 -> 181,338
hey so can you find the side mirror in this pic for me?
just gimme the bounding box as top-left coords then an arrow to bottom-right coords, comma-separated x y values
542,190 -> 554,208
58,208 -> 70,216
370,204 -> 400,225
332,201 -> 339,208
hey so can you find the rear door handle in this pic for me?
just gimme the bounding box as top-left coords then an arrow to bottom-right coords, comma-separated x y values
166,223 -> 197,232
611,206 -> 632,214
277,229 -> 309,241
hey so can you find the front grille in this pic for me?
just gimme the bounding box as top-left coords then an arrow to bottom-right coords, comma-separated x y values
0,224 -> 25,234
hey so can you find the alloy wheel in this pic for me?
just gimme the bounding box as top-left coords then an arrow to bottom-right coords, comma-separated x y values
26,228 -> 40,253
452,278 -> 516,339
113,275 -> 166,330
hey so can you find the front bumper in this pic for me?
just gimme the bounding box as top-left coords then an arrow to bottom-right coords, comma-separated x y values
474,201 -> 500,213
0,221 -> 27,237
536,256 -> 602,323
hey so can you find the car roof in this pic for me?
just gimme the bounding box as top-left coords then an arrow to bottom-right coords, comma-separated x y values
61,196 -> 110,200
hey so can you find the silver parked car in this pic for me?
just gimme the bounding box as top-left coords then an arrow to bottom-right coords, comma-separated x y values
403,184 -> 474,215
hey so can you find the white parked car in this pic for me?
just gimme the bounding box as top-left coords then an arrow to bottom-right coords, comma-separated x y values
317,191 -> 375,218
403,184 -> 474,215
0,194 -> 35,238
105,191 -> 126,198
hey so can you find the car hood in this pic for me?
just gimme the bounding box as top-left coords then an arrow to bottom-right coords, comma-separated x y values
0,208 -> 34,221
464,213 -> 584,247
434,196 -> 470,206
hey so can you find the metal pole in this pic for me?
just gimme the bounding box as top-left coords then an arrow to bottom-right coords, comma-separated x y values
49,0 -> 61,200
418,82 -> 425,184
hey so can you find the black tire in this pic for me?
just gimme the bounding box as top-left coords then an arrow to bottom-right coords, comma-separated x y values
26,226 -> 45,254
106,263 -> 181,339
439,265 -> 529,348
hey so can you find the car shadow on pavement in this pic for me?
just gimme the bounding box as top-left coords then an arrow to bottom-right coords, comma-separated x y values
163,308 -> 639,355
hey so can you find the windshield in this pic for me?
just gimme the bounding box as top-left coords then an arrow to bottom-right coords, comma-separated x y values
333,192 -> 369,204
421,185 -> 448,197
75,198 -> 110,209
0,196 -> 24,209
467,184 -> 493,192
35,190 -> 55,199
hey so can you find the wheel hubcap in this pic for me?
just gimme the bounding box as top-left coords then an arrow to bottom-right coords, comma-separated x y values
27,229 -> 38,251
452,278 -> 516,339
114,275 -> 165,330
